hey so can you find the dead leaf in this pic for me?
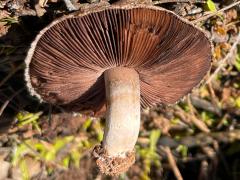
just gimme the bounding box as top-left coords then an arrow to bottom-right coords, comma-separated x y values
38,0 -> 48,7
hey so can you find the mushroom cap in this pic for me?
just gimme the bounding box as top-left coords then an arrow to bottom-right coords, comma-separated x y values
25,4 -> 212,115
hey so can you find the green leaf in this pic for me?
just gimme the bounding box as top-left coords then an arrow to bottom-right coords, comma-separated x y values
137,130 -> 161,180
92,121 -> 104,142
82,118 -> 92,131
45,150 -> 56,161
0,17 -> 18,26
233,83 -> 240,89
201,111 -> 215,126
234,53 -> 240,72
62,156 -> 70,168
71,150 -> 81,168
53,136 -> 73,152
16,112 -> 42,132
176,145 -> 188,158
16,112 -> 34,122
206,0 -> 217,12
149,130 -> 161,151
235,97 -> 240,108
82,140 -> 91,148
19,159 -> 30,180
96,131 -> 104,142
11,144 -> 29,166
171,118 -> 180,125
34,143 -> 47,157
33,121 -> 42,134
44,136 -> 74,161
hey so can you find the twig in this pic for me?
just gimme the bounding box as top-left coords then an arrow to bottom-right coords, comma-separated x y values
48,104 -> 52,126
201,146 -> 216,158
216,114 -> 228,130
0,63 -> 24,88
175,104 -> 210,133
187,95 -> 209,130
206,33 -> 240,84
213,141 -> 231,177
154,0 -> 206,4
162,146 -> 183,180
63,0 -> 78,11
207,82 -> 220,111
192,1 -> 240,24
0,95 -> 19,111
0,55 -> 25,66
198,160 -> 209,180
190,95 -> 221,115
153,0 -> 205,4
179,129 -> 240,148
187,95 -> 198,114
190,116 -> 210,133
0,88 -> 24,117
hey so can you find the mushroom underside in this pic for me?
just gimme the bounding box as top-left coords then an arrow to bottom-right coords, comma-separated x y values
25,5 -> 212,176
27,6 -> 211,114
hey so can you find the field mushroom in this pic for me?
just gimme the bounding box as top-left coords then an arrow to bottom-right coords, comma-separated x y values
25,0 -> 212,176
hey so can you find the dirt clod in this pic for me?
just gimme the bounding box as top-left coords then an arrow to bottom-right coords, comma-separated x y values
93,145 -> 135,176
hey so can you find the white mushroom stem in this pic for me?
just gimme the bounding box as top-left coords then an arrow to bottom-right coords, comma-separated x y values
103,67 -> 140,157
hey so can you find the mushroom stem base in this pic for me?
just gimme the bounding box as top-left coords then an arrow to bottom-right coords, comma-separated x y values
93,145 -> 135,176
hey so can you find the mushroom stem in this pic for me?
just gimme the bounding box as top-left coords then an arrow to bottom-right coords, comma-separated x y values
103,67 -> 140,157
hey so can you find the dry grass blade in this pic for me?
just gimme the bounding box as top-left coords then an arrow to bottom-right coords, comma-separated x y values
0,63 -> 24,88
0,88 -> 24,117
162,146 -> 183,180
153,0 -> 205,4
174,104 -> 210,133
187,95 -> 210,133
190,116 -> 210,133
179,130 -> 240,148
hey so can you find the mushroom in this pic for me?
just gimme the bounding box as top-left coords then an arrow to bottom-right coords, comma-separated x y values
25,0 -> 212,176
